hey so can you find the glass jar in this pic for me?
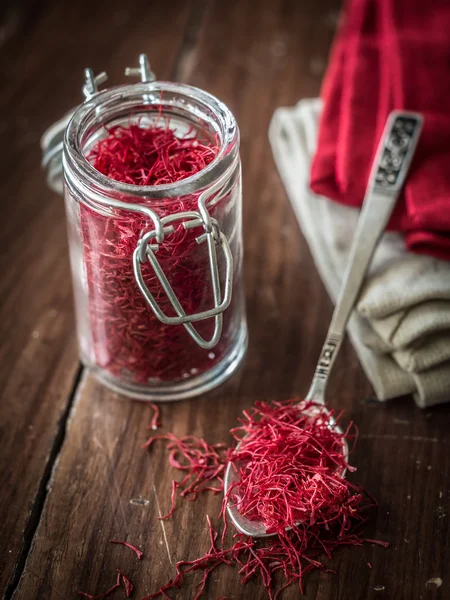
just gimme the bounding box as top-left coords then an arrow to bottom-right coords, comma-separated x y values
44,80 -> 247,401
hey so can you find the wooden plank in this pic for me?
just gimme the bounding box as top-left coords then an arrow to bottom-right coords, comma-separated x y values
14,0 -> 450,599
0,3 -> 87,597
0,0 -> 198,598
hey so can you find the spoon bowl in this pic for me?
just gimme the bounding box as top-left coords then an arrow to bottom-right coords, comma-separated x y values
224,404 -> 349,538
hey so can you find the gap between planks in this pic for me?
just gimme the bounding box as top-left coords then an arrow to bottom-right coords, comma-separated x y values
3,364 -> 84,600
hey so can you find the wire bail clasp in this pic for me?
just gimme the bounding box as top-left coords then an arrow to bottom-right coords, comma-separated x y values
82,68 -> 108,99
133,192 -> 233,350
124,53 -> 156,82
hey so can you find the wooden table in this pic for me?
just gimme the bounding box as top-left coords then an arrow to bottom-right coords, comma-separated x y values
1,0 -> 449,598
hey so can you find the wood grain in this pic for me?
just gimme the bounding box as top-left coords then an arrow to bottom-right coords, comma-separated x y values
3,0 -> 450,599
0,3 -> 85,596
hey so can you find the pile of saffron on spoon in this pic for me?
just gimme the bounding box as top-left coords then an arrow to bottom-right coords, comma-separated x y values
226,399 -> 357,534
138,399 -> 388,599
80,120 -> 239,386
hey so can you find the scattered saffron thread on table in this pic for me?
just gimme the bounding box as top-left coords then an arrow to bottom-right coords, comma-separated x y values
109,539 -> 144,560
122,573 -> 134,598
139,399 -> 389,599
141,433 -> 227,520
147,403 -> 161,431
81,120 -> 231,386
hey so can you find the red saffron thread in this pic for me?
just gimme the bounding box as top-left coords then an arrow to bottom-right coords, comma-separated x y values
109,539 -> 144,560
143,399 -> 389,599
122,573 -> 134,597
81,121 -> 234,386
363,538 -> 390,548
147,403 -> 161,431
140,432 -> 227,510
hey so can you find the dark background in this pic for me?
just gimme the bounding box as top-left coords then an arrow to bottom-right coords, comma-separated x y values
0,1 -> 449,599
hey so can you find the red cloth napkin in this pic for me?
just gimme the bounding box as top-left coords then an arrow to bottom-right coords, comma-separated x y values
310,0 -> 450,260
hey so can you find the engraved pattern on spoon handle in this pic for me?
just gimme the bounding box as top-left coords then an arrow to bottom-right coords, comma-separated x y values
306,111 -> 423,403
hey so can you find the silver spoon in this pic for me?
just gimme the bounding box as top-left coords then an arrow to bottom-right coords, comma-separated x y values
225,111 -> 423,537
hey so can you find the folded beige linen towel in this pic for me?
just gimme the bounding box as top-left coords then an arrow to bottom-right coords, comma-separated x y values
269,98 -> 450,408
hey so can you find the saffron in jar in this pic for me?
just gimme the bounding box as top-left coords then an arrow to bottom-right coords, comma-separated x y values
80,122 -> 231,385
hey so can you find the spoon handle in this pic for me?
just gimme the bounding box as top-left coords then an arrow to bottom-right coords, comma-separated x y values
306,111 -> 423,403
